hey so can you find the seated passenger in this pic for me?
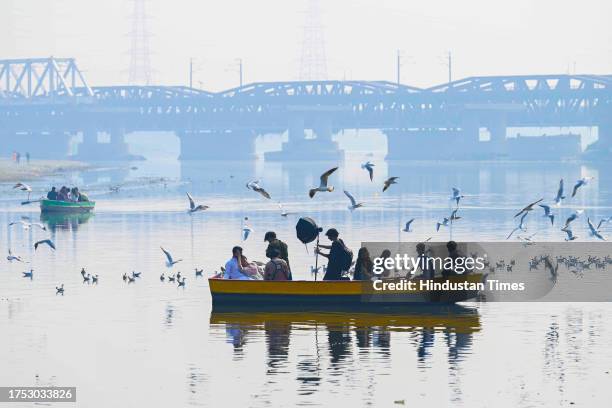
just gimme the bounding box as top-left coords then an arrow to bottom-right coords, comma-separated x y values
57,186 -> 69,201
240,254 -> 263,279
264,248 -> 290,281
78,191 -> 90,202
353,247 -> 373,281
224,246 -> 252,280
46,187 -> 58,200
70,187 -> 80,202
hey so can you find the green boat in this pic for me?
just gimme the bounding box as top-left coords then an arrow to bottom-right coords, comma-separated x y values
40,199 -> 95,213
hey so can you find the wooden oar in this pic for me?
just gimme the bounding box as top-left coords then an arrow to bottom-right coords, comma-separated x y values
21,198 -> 43,205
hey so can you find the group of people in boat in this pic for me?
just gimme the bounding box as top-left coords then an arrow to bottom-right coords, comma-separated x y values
46,186 -> 90,202
223,228 -> 468,281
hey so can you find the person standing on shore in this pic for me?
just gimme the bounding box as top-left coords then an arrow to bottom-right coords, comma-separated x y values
25,152 -> 30,163
16,152 -> 21,164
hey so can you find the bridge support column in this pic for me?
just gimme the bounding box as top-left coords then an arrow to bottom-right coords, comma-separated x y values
486,116 -> 508,157
178,130 -> 257,160
584,120 -> 612,160
0,131 -> 71,160
265,116 -> 343,161
74,129 -> 138,161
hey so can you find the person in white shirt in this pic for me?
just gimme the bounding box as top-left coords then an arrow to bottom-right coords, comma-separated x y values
224,246 -> 251,280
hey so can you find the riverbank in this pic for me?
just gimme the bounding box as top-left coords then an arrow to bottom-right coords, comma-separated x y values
0,159 -> 90,182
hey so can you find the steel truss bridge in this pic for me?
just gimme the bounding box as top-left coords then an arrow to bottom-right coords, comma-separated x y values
1,57 -> 611,160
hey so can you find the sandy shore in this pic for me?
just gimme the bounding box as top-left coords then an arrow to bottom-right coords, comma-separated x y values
0,159 -> 90,182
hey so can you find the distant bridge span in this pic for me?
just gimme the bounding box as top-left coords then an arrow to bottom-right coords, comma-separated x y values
1,57 -> 611,160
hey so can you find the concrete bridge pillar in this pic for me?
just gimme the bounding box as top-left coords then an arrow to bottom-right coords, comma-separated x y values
74,129 -> 136,161
583,120 -> 612,160
178,130 -> 257,160
597,121 -> 612,149
485,115 -> 508,157
0,131 -> 71,160
265,115 -> 343,161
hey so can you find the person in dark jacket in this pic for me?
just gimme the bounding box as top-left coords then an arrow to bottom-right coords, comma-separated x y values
46,187 -> 58,200
264,231 -> 291,279
315,228 -> 350,280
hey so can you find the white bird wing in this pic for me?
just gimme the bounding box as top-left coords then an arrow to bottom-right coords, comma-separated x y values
344,190 -> 357,206
160,247 -> 173,264
539,204 -> 551,215
186,193 -> 195,210
587,218 -> 597,235
319,167 -> 338,188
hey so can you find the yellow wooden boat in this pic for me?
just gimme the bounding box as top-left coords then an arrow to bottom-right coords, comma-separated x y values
209,273 -> 485,308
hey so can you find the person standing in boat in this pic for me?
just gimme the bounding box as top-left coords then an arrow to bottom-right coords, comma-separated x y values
264,248 -> 290,281
315,228 -> 352,280
264,231 -> 292,280
224,246 -> 252,280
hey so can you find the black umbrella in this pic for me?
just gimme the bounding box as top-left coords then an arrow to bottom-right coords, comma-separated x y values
295,217 -> 323,280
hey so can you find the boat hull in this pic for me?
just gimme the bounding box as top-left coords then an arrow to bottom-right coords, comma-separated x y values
209,274 -> 484,308
40,199 -> 95,213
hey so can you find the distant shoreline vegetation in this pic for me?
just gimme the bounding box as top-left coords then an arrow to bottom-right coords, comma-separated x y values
0,159 -> 90,182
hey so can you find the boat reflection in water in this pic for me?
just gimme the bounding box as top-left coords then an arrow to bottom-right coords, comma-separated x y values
40,211 -> 94,232
210,305 -> 480,395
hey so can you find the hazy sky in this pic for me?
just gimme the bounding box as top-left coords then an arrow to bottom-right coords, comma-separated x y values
2,0 -> 611,90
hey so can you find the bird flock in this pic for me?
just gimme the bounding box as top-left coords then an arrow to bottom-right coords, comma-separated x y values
5,166 -> 608,296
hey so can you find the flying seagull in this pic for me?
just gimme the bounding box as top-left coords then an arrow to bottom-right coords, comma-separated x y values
514,198 -> 544,218
13,182 -> 32,199
450,208 -> 461,223
436,217 -> 450,232
56,284 -> 64,295
450,188 -> 464,207
22,269 -> 33,278
34,239 -> 55,251
587,218 -> 607,241
507,212 -> 529,240
562,227 -> 578,241
344,190 -> 364,211
564,209 -> 583,229
402,218 -> 415,232
186,193 -> 209,213
246,180 -> 271,199
571,177 -> 594,198
596,216 -> 612,230
161,246 -> 182,267
309,167 -> 338,198
538,204 -> 555,225
361,161 -> 375,181
554,179 -> 566,205
7,249 -> 24,262
383,177 -> 399,192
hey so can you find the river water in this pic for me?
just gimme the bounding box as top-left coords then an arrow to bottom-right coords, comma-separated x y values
1,156 -> 611,407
